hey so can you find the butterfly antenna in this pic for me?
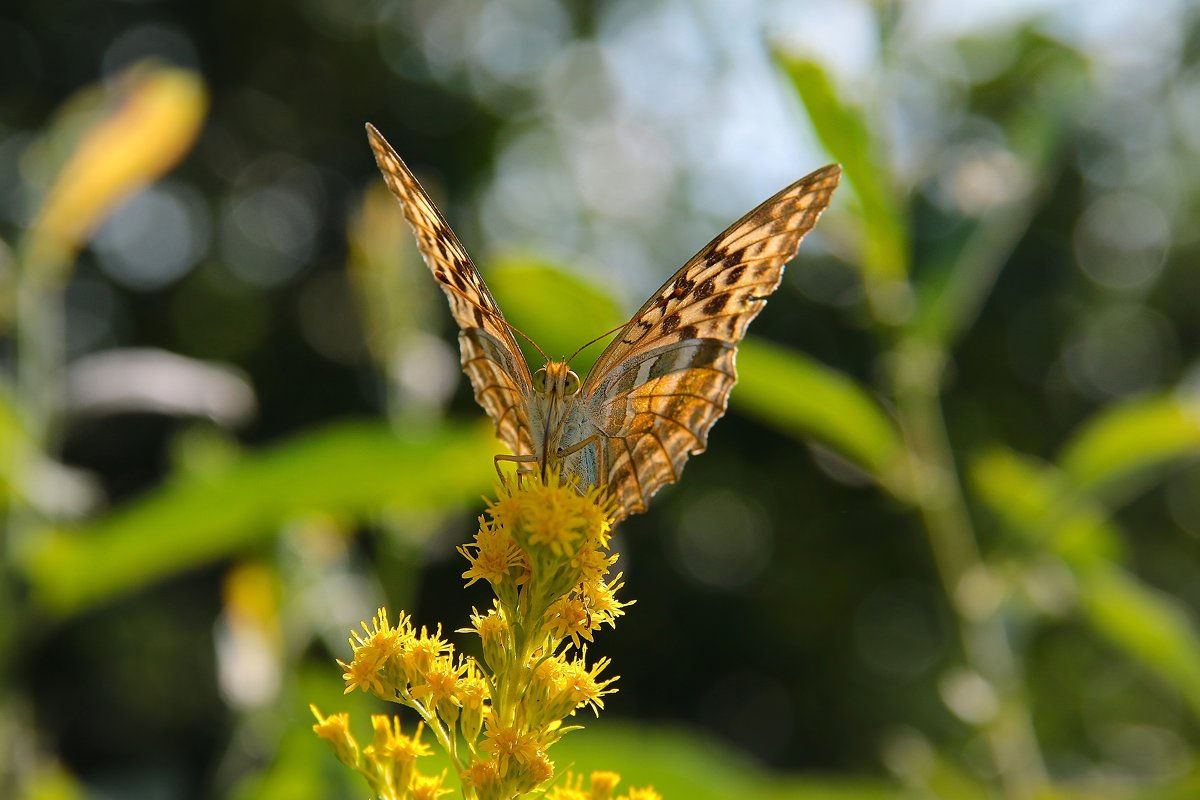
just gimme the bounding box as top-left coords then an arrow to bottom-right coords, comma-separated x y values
567,318 -> 629,364
438,281 -> 551,363
505,318 -> 550,363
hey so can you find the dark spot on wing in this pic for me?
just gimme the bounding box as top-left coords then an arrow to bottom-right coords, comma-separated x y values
724,265 -> 746,286
703,294 -> 729,315
677,324 -> 699,340
672,276 -> 693,298
661,312 -> 680,334
695,278 -> 715,299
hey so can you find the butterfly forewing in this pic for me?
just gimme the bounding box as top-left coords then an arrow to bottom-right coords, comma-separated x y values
581,165 -> 842,519
367,123 -> 839,522
366,124 -> 535,457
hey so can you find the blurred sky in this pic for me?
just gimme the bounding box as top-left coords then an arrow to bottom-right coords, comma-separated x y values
4,0 -> 1191,315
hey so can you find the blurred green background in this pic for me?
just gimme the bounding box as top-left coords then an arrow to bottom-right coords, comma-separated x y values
3,0 -> 1200,798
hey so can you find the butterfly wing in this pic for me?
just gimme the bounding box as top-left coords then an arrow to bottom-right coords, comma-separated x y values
581,164 -> 841,519
367,124 -> 535,457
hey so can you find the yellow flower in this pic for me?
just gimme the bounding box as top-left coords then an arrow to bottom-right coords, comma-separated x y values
409,770 -> 452,800
623,788 -> 662,800
559,653 -> 618,717
518,750 -> 556,795
545,772 -> 587,800
411,654 -> 468,726
310,705 -> 359,768
401,624 -> 451,683
338,653 -> 385,696
351,608 -> 411,655
363,715 -> 432,793
577,487 -> 615,550
544,593 -> 594,648
572,546 -> 619,585
463,758 -> 505,800
409,654 -> 460,702
480,720 -> 542,777
25,64 -> 207,279
589,770 -> 621,799
456,659 -> 491,743
489,471 -> 610,561
584,574 -> 632,630
460,518 -> 526,588
316,462 -> 633,797
340,607 -> 412,696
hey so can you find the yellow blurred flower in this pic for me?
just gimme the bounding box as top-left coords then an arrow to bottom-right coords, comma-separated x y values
24,63 -> 207,282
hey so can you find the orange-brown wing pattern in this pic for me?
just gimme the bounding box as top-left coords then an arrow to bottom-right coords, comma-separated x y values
583,164 -> 841,519
366,124 -> 534,456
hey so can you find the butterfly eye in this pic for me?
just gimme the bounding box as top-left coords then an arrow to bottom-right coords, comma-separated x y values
563,370 -> 581,395
533,368 -> 548,392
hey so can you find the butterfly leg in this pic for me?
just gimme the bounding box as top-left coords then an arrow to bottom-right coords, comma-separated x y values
494,453 -> 538,483
555,434 -> 600,461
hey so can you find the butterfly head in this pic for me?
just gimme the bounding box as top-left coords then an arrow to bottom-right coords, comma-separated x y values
533,361 -> 581,398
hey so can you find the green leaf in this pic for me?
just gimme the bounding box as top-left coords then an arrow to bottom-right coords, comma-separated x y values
971,447 -> 1200,721
1057,391 -> 1200,495
912,184 -> 1046,348
1078,566 -> 1200,720
552,721 -> 900,799
485,256 -> 626,377
969,447 -> 1123,567
19,420 -> 498,616
778,55 -> 909,287
733,337 -> 903,486
0,376 -> 27,511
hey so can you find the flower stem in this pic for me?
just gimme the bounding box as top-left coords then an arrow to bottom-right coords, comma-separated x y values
892,334 -> 1047,799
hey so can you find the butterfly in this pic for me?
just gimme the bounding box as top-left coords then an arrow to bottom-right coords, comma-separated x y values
366,123 -> 839,523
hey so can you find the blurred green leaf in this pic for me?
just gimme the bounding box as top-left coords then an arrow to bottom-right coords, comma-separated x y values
20,420 -> 498,616
235,666 -> 434,800
552,721 -> 899,799
486,256 -> 626,377
778,56 -> 909,287
913,180 -> 1047,349
881,733 -> 992,800
969,447 -> 1123,567
972,449 -> 1200,720
1077,566 -> 1200,720
0,376 -> 27,511
733,337 -> 903,486
1057,391 -> 1200,496
912,60 -> 1062,349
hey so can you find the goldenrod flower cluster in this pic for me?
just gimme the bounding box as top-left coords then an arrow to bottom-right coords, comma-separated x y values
312,471 -> 659,799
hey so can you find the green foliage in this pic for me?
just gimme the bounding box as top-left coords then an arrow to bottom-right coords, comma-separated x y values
733,337 -> 902,486
21,421 -> 497,615
3,5 -> 1200,799
779,56 -> 909,290
486,256 -> 626,376
550,722 -> 899,800
1058,392 -> 1200,495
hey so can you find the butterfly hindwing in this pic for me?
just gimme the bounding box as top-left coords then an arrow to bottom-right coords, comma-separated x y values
368,122 -> 839,521
366,124 -> 535,457
582,164 -> 842,518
